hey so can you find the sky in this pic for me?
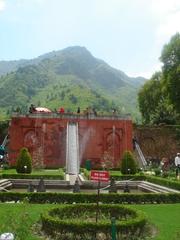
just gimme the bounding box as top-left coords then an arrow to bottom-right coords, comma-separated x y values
0,0 -> 180,78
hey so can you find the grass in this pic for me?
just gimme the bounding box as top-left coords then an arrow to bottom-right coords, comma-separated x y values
0,203 -> 52,240
0,203 -> 180,240
133,204 -> 180,240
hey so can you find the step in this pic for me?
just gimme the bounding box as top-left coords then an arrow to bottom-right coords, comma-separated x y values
138,184 -> 161,193
0,187 -> 9,192
143,181 -> 180,193
140,182 -> 170,193
0,179 -> 12,189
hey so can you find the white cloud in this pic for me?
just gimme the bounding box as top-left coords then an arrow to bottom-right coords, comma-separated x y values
15,0 -> 44,7
151,0 -> 180,15
151,0 -> 180,45
0,0 -> 5,11
127,61 -> 163,79
157,10 -> 180,41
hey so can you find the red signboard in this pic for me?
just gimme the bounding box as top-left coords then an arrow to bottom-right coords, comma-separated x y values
90,170 -> 110,182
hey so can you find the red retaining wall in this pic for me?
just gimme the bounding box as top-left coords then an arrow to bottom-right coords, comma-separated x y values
8,114 -> 132,168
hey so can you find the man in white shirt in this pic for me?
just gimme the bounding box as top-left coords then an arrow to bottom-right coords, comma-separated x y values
175,153 -> 180,178
175,153 -> 180,167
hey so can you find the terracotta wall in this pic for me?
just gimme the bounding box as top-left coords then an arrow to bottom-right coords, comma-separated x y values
134,126 -> 180,163
9,115 -> 133,168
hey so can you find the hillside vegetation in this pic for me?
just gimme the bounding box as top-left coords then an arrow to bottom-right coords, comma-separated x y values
0,46 -> 146,120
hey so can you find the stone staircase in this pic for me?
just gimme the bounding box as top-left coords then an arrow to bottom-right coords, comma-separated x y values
138,181 -> 180,193
0,179 -> 12,192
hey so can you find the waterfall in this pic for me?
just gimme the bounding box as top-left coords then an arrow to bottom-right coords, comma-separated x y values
66,122 -> 79,175
135,142 -> 147,168
1,135 -> 8,147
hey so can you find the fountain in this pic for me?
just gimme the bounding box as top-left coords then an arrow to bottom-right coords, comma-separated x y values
66,122 -> 79,175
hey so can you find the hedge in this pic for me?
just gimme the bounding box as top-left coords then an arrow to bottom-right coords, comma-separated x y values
1,173 -> 64,180
41,204 -> 147,240
0,192 -> 180,204
110,174 -> 146,181
146,176 -> 180,191
110,175 -> 180,190
83,170 -> 146,181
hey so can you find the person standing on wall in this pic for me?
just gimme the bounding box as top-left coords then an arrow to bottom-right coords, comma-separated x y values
59,107 -> 65,114
77,107 -> 80,114
175,153 -> 180,179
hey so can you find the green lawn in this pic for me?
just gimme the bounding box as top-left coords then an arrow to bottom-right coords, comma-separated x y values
0,203 -> 180,240
0,203 -> 53,240
134,204 -> 180,240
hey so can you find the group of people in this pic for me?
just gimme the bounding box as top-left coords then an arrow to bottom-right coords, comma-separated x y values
29,104 -> 36,113
58,106 -> 98,117
29,103 -> 119,117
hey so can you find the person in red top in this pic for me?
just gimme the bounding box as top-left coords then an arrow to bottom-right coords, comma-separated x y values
59,107 -> 65,113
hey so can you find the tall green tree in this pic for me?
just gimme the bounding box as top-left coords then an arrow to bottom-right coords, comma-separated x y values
160,33 -> 180,113
151,98 -> 177,125
138,72 -> 162,123
138,70 -> 177,124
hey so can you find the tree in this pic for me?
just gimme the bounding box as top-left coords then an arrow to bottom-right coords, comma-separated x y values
16,147 -> 32,173
121,151 -> 137,174
138,72 -> 162,123
138,71 -> 176,124
69,94 -> 78,104
151,98 -> 177,125
160,33 -> 180,113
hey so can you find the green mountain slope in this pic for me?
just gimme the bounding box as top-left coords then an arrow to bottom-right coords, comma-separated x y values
0,46 -> 146,121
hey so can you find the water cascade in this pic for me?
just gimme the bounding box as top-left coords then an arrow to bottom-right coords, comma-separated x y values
66,122 -> 79,175
1,135 -> 8,148
112,125 -> 115,161
135,142 -> 147,168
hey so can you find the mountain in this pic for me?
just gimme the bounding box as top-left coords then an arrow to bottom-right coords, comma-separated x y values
0,46 -> 147,121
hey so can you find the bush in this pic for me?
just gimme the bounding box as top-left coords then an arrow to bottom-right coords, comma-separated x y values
121,151 -> 137,174
16,147 -> 32,174
1,173 -> 64,180
0,192 -> 180,204
154,168 -> 161,176
146,176 -> 180,191
41,204 -> 147,240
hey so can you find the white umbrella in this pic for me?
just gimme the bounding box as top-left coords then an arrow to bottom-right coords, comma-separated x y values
35,107 -> 51,113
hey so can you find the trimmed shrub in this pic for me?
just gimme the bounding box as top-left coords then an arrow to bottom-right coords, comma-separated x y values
146,176 -> 180,191
1,173 -> 64,180
0,192 -> 180,204
41,204 -> 147,239
16,147 -> 32,174
121,151 -> 137,174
